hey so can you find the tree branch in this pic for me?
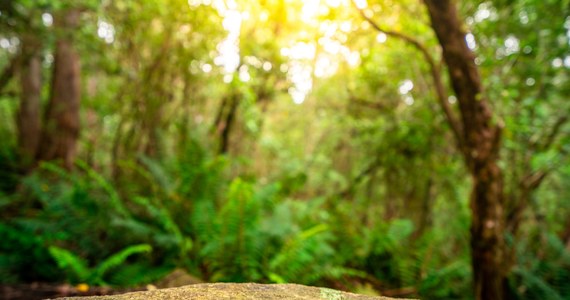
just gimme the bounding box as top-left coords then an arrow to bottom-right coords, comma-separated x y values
521,170 -> 548,190
339,157 -> 381,198
347,88 -> 387,111
351,1 -> 464,153
540,115 -> 568,151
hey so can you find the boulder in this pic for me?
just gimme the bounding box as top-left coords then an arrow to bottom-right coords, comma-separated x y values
50,283 -> 414,300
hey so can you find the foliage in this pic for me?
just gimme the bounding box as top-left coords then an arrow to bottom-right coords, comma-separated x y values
48,244 -> 151,285
0,0 -> 568,299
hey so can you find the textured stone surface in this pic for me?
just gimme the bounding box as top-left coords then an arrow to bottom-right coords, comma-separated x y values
51,283 -> 414,300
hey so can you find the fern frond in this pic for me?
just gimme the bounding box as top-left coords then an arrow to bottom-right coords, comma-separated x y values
92,244 -> 152,284
137,154 -> 175,195
76,160 -> 129,217
48,246 -> 90,283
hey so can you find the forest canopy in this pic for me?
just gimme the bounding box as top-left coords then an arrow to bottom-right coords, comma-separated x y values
0,0 -> 569,299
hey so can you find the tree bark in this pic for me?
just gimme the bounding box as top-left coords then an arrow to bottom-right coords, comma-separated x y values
37,9 -> 81,170
212,93 -> 239,155
423,1 -> 506,300
219,94 -> 238,154
17,35 -> 42,170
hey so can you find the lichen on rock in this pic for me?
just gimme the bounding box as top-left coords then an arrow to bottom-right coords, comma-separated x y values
50,283 -> 415,300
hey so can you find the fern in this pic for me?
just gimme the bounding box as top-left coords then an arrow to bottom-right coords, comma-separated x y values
270,224 -> 329,272
512,267 -> 565,300
48,247 -> 91,283
137,154 -> 175,196
269,223 -> 348,284
76,160 -> 129,217
91,244 -> 152,283
107,262 -> 174,287
509,230 -> 570,300
49,244 -> 152,285
121,195 -> 192,261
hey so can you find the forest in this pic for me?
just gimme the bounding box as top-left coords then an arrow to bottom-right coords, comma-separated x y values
0,0 -> 569,299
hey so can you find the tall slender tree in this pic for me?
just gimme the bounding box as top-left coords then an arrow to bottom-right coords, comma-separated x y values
423,2 -> 506,299
37,8 -> 81,169
17,34 -> 42,170
353,0 -> 507,298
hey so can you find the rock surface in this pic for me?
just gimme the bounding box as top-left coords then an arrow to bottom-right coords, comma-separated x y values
50,283 -> 413,300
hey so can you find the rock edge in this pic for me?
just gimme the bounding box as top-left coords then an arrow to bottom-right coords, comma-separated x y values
50,283 -> 415,300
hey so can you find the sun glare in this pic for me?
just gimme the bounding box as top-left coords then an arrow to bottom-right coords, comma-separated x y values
354,0 -> 368,9
194,0 -> 359,103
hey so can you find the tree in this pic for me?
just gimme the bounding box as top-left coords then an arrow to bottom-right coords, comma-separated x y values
37,8 -> 82,170
422,2 -> 506,299
17,33 -> 42,170
354,0 -> 507,298
0,3 -> 43,171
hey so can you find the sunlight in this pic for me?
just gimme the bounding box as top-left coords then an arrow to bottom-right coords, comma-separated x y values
465,33 -> 477,50
201,63 -> 213,73
326,0 -> 342,8
288,62 -> 313,104
188,0 -> 242,76
0,38 -> 10,49
504,35 -> 520,55
213,2 -> 242,75
238,65 -> 251,82
354,0 -> 368,9
376,32 -> 387,43
474,2 -> 497,22
282,42 -> 317,60
301,0 -> 320,22
398,80 -> 414,95
97,20 -> 115,44
42,13 -> 53,27
202,0 -> 362,103
314,56 -> 338,78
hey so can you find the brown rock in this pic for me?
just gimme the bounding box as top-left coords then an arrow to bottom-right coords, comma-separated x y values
154,269 -> 203,288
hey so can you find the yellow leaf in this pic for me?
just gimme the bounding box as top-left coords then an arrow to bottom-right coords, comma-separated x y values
76,283 -> 89,292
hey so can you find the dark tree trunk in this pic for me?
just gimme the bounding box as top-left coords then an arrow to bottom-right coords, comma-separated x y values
423,1 -> 506,300
37,9 -> 81,170
212,93 -> 239,155
219,94 -> 238,154
17,35 -> 42,170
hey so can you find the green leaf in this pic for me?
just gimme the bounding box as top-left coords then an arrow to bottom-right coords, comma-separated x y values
91,244 -> 152,284
48,246 -> 90,283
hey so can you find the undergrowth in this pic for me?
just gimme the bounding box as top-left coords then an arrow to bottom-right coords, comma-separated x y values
0,140 -> 568,300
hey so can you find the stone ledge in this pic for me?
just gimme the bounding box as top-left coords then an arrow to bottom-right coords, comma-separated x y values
50,283 -> 415,300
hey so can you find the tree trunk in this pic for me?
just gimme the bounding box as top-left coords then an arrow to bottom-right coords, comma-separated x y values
17,35 -> 42,170
220,94 -> 238,154
212,93 -> 239,155
423,1 -> 506,300
37,9 -> 81,170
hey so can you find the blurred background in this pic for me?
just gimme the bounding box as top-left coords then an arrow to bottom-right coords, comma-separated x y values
0,0 -> 569,299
